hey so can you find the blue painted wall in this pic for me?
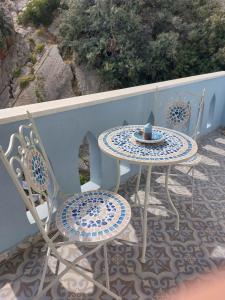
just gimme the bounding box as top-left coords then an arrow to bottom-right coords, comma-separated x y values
0,75 -> 225,252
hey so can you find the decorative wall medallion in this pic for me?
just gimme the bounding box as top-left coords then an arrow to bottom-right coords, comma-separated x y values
166,101 -> 191,128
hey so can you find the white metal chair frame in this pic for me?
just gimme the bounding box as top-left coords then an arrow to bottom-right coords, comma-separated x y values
0,112 -> 125,300
133,88 -> 206,229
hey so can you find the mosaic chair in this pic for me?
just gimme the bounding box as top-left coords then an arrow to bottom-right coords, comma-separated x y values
134,89 -> 205,218
0,112 -> 131,300
163,89 -> 205,209
154,88 -> 206,210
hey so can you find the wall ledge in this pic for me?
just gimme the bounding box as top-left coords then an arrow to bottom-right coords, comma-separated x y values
0,71 -> 225,125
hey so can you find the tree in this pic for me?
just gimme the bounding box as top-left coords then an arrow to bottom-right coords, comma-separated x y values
59,0 -> 225,88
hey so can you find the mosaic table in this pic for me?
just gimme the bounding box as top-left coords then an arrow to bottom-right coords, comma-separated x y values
98,125 -> 198,263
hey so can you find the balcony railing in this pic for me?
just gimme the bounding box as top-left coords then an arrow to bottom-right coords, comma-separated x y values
0,71 -> 225,253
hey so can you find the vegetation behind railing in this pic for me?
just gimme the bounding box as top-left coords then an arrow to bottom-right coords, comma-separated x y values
59,0 -> 225,89
18,0 -> 60,26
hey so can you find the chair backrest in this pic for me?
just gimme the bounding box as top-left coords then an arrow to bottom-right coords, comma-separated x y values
192,88 -> 206,141
166,99 -> 191,129
155,87 -> 206,139
0,112 -> 59,234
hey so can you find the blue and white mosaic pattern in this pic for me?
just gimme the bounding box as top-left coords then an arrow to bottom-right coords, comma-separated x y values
56,190 -> 131,243
167,101 -> 191,128
25,148 -> 48,193
98,125 -> 197,165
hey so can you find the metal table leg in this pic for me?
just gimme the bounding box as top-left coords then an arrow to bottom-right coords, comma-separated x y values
134,165 -> 142,205
114,159 -> 121,193
165,165 -> 180,230
190,167 -> 195,211
141,165 -> 152,263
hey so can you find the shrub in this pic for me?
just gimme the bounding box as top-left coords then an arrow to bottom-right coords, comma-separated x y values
80,174 -> 89,185
35,89 -> 44,102
19,74 -> 35,89
59,0 -> 225,88
35,27 -> 46,36
28,37 -> 35,48
28,52 -> 37,64
34,43 -> 45,54
12,67 -> 21,78
18,0 -> 60,26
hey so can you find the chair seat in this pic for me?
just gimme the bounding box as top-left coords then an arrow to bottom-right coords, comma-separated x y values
178,153 -> 201,166
56,190 -> 131,244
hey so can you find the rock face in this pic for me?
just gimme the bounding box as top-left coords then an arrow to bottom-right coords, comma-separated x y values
0,0 -> 30,108
0,0 -> 104,109
15,45 -> 74,106
0,37 -> 29,108
72,54 -> 107,95
0,0 -> 75,108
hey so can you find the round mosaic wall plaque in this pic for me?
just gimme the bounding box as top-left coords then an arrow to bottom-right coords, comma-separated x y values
98,125 -> 197,166
166,101 -> 191,128
56,190 -> 131,243
24,148 -> 49,193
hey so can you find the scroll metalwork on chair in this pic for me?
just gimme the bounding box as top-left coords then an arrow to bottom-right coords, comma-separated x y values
0,111 -> 131,300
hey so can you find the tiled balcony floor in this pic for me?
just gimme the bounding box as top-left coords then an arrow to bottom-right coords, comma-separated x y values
1,130 -> 225,299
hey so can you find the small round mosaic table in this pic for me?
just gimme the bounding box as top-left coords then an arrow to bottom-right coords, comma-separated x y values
98,125 -> 198,263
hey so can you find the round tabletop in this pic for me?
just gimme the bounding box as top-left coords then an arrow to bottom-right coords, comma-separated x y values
98,125 -> 198,166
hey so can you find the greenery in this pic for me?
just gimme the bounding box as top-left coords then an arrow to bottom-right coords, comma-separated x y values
59,0 -> 225,88
80,174 -> 90,185
28,52 -> 37,64
35,76 -> 45,102
19,74 -> 35,89
35,27 -> 46,36
18,0 -> 60,26
34,43 -> 45,54
0,7 -> 13,51
12,67 -> 22,78
35,89 -> 44,102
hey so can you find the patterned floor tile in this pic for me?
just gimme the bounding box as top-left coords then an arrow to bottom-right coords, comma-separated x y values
1,130 -> 225,299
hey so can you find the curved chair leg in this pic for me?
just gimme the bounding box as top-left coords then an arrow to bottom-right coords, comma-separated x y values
114,160 -> 121,193
35,243 -> 122,300
38,246 -> 51,295
104,243 -> 110,289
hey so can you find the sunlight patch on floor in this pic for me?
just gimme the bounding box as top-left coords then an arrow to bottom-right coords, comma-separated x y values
48,245 -> 94,294
215,137 -> 225,145
210,245 -> 225,259
199,154 -> 220,166
156,175 -> 192,196
117,223 -> 139,244
203,145 -> 225,156
0,282 -> 17,299
131,190 -> 169,217
174,166 -> 209,181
